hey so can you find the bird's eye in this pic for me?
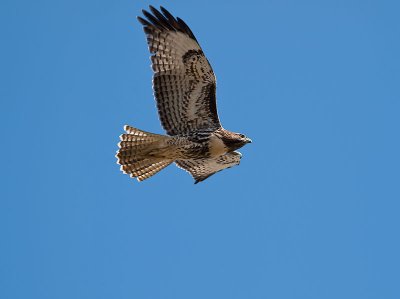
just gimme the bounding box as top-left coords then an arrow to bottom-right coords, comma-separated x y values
239,134 -> 245,138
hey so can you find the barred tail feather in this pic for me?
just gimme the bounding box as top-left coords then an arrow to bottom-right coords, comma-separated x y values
121,159 -> 173,181
116,125 -> 173,182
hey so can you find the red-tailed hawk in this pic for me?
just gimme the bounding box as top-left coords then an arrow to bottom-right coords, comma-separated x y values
116,6 -> 251,183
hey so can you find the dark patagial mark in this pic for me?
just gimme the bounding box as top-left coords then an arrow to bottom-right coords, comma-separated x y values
205,83 -> 219,124
182,49 -> 204,63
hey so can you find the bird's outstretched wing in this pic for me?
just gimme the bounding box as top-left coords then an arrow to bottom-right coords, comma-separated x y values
138,6 -> 221,136
175,152 -> 242,183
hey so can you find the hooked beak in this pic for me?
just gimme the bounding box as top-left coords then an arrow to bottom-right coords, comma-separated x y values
246,137 -> 252,144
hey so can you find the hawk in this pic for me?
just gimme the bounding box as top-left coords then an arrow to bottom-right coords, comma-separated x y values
116,6 -> 252,183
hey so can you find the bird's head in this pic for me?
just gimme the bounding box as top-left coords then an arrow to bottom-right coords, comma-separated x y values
237,133 -> 252,144
221,132 -> 252,152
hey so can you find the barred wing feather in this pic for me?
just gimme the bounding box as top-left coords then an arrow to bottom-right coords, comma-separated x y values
176,151 -> 242,183
138,6 -> 221,135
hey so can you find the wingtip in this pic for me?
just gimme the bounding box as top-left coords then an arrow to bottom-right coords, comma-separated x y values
194,178 -> 203,184
159,6 -> 170,15
137,16 -> 149,26
148,5 -> 158,14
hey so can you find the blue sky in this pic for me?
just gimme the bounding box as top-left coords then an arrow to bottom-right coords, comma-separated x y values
1,0 -> 400,298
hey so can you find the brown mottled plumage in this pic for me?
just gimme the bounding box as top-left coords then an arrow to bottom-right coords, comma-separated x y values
116,6 -> 251,183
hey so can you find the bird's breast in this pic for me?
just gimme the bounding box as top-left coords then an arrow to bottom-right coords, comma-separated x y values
208,135 -> 228,157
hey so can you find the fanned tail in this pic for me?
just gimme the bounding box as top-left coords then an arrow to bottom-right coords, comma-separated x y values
116,125 -> 173,181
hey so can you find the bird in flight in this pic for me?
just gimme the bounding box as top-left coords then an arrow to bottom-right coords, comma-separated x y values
116,6 -> 252,183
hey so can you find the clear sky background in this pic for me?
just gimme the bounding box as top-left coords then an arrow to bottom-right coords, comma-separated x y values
1,0 -> 399,298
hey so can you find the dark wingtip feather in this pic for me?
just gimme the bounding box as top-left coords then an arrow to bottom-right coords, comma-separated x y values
137,16 -> 151,26
142,9 -> 166,30
159,6 -> 169,15
149,5 -> 175,31
138,6 -> 198,42
159,6 -> 176,21
159,6 -> 181,32
176,17 -> 197,41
